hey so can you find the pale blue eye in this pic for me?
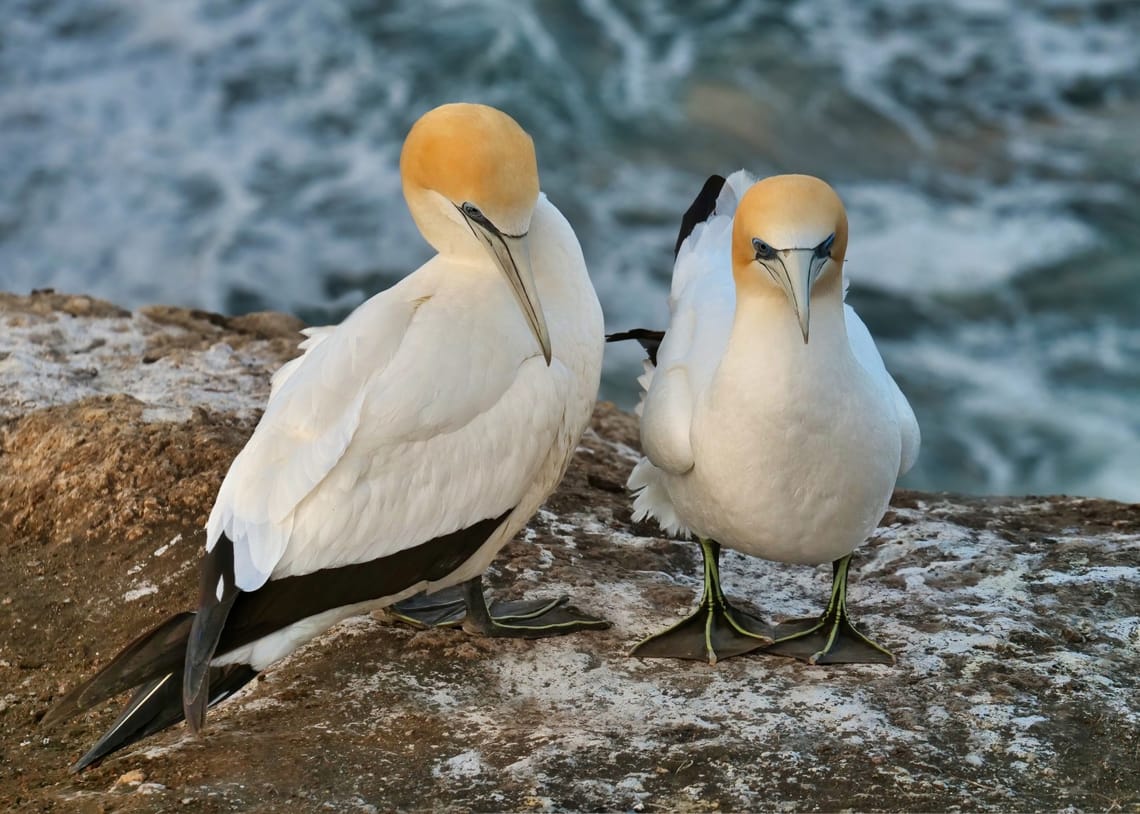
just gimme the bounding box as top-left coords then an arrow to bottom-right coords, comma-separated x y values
752,238 -> 776,261
815,233 -> 835,259
460,201 -> 493,230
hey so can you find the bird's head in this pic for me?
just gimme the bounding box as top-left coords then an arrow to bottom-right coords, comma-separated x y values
400,103 -> 550,364
731,175 -> 848,344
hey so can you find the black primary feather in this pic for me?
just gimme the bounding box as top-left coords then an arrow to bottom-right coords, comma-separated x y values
69,664 -> 256,773
605,329 -> 666,366
183,535 -> 240,732
673,174 -> 725,258
42,612 -> 195,728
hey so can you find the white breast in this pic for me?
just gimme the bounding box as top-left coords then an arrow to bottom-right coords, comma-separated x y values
636,295 -> 905,566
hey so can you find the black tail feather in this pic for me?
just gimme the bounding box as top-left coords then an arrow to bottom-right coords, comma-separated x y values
69,664 -> 257,773
674,174 -> 726,257
605,328 -> 666,366
184,534 -> 241,733
43,612 -> 195,728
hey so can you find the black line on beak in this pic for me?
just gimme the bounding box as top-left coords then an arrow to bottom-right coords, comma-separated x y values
456,203 -> 527,240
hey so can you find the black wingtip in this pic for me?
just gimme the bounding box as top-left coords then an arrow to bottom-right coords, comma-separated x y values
674,174 -> 727,258
44,611 -> 196,730
605,175 -> 724,369
605,328 -> 665,366
68,664 -> 258,772
68,672 -> 180,773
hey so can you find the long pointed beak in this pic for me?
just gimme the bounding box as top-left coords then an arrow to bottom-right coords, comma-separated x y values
484,230 -> 552,365
775,249 -> 826,344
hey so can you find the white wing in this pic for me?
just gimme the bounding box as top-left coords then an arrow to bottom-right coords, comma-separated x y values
665,169 -> 752,302
268,326 -> 335,397
207,289 -> 414,589
639,171 -> 750,474
207,258 -> 567,591
844,304 -> 921,476
630,172 -> 754,534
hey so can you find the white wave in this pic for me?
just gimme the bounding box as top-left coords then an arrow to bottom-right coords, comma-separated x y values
787,0 -> 1140,140
885,318 -> 1140,502
843,181 -> 1101,295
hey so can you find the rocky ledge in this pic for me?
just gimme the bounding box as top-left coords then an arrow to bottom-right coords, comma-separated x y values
1,291 -> 1137,812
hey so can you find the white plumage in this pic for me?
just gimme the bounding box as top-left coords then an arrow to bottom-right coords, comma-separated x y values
208,193 -> 601,593
208,192 -> 602,669
622,170 -> 919,665
632,170 -> 918,556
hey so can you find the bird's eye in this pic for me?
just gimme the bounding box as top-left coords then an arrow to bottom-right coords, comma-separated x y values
753,238 -> 776,261
460,201 -> 496,231
814,233 -> 835,259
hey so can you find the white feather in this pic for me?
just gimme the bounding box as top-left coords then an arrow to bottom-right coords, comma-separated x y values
268,327 -> 334,396
206,195 -> 603,592
844,304 -> 922,476
632,171 -> 747,521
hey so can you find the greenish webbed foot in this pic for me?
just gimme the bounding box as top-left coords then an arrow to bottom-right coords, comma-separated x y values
389,575 -> 610,639
632,539 -> 773,664
764,554 -> 895,666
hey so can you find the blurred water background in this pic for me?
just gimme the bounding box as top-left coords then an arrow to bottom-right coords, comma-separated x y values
2,0 -> 1138,500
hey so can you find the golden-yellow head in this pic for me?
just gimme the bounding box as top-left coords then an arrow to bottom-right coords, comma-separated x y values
400,103 -> 540,237
399,103 -> 551,363
731,175 -> 848,343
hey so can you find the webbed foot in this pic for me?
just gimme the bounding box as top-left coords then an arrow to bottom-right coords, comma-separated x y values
388,588 -> 468,628
764,554 -> 895,665
632,539 -> 772,664
390,576 -> 610,639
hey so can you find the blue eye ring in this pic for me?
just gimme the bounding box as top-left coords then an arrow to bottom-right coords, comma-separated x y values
752,238 -> 776,261
459,201 -> 496,231
814,233 -> 835,259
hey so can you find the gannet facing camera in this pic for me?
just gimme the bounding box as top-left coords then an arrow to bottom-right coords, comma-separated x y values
46,103 -> 607,772
609,171 -> 919,665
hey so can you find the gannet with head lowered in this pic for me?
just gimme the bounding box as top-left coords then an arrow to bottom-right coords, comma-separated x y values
47,103 -> 607,771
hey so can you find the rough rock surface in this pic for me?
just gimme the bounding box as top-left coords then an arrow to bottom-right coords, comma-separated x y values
1,291 -> 1137,812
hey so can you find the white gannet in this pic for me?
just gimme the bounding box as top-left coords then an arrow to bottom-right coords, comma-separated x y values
609,171 -> 919,665
46,103 -> 606,771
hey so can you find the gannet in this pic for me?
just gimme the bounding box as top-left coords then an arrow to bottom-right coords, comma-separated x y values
609,171 -> 919,665
46,103 -> 607,771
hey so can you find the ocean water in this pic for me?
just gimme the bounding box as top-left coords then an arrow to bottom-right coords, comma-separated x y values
2,0 -> 1138,500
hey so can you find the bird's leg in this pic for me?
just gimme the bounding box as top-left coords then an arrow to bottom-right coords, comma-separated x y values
764,554 -> 895,665
631,539 -> 772,664
388,575 -> 610,639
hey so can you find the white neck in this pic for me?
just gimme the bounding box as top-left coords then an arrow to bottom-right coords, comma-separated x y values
707,286 -> 853,414
527,195 -> 603,356
732,287 -> 849,358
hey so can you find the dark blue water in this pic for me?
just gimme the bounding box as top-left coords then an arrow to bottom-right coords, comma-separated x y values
2,0 -> 1138,500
